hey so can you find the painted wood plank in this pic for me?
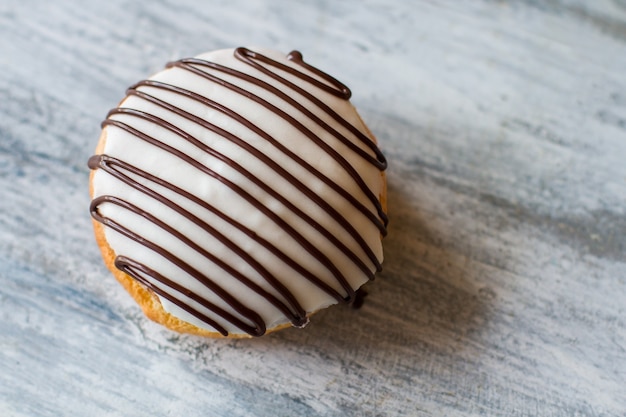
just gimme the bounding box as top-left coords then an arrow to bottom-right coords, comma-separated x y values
1,0 -> 625,415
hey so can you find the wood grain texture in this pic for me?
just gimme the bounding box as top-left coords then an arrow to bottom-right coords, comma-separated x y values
1,0 -> 625,415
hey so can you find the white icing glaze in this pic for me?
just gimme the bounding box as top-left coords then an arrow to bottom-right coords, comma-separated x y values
90,47 -> 386,335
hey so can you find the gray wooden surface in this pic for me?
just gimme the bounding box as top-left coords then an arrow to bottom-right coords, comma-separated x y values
1,0 -> 625,416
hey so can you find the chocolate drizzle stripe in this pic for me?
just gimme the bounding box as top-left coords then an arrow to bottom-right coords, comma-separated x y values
167,58 -> 388,227
131,79 -> 386,236
89,49 -> 387,336
100,117 -> 360,299
236,47 -> 385,168
91,153 -> 311,324
122,85 -> 383,269
90,154 -> 340,314
92,166 -> 308,324
92,197 -> 266,336
242,49 -> 351,99
116,257 -> 229,337
283,50 -> 352,99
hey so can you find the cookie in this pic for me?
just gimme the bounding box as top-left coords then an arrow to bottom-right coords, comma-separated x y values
88,47 -> 387,337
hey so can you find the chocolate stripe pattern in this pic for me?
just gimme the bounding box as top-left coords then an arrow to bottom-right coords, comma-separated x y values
89,47 -> 387,336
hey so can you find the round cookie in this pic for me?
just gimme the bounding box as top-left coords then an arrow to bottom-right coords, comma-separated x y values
88,47 -> 388,337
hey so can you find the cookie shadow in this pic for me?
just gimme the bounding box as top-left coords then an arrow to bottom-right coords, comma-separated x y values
261,177 -> 494,356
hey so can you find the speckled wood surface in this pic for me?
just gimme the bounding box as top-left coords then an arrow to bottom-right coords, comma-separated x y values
1,0 -> 625,416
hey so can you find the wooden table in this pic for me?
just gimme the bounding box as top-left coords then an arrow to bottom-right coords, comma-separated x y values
2,1 -> 625,415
